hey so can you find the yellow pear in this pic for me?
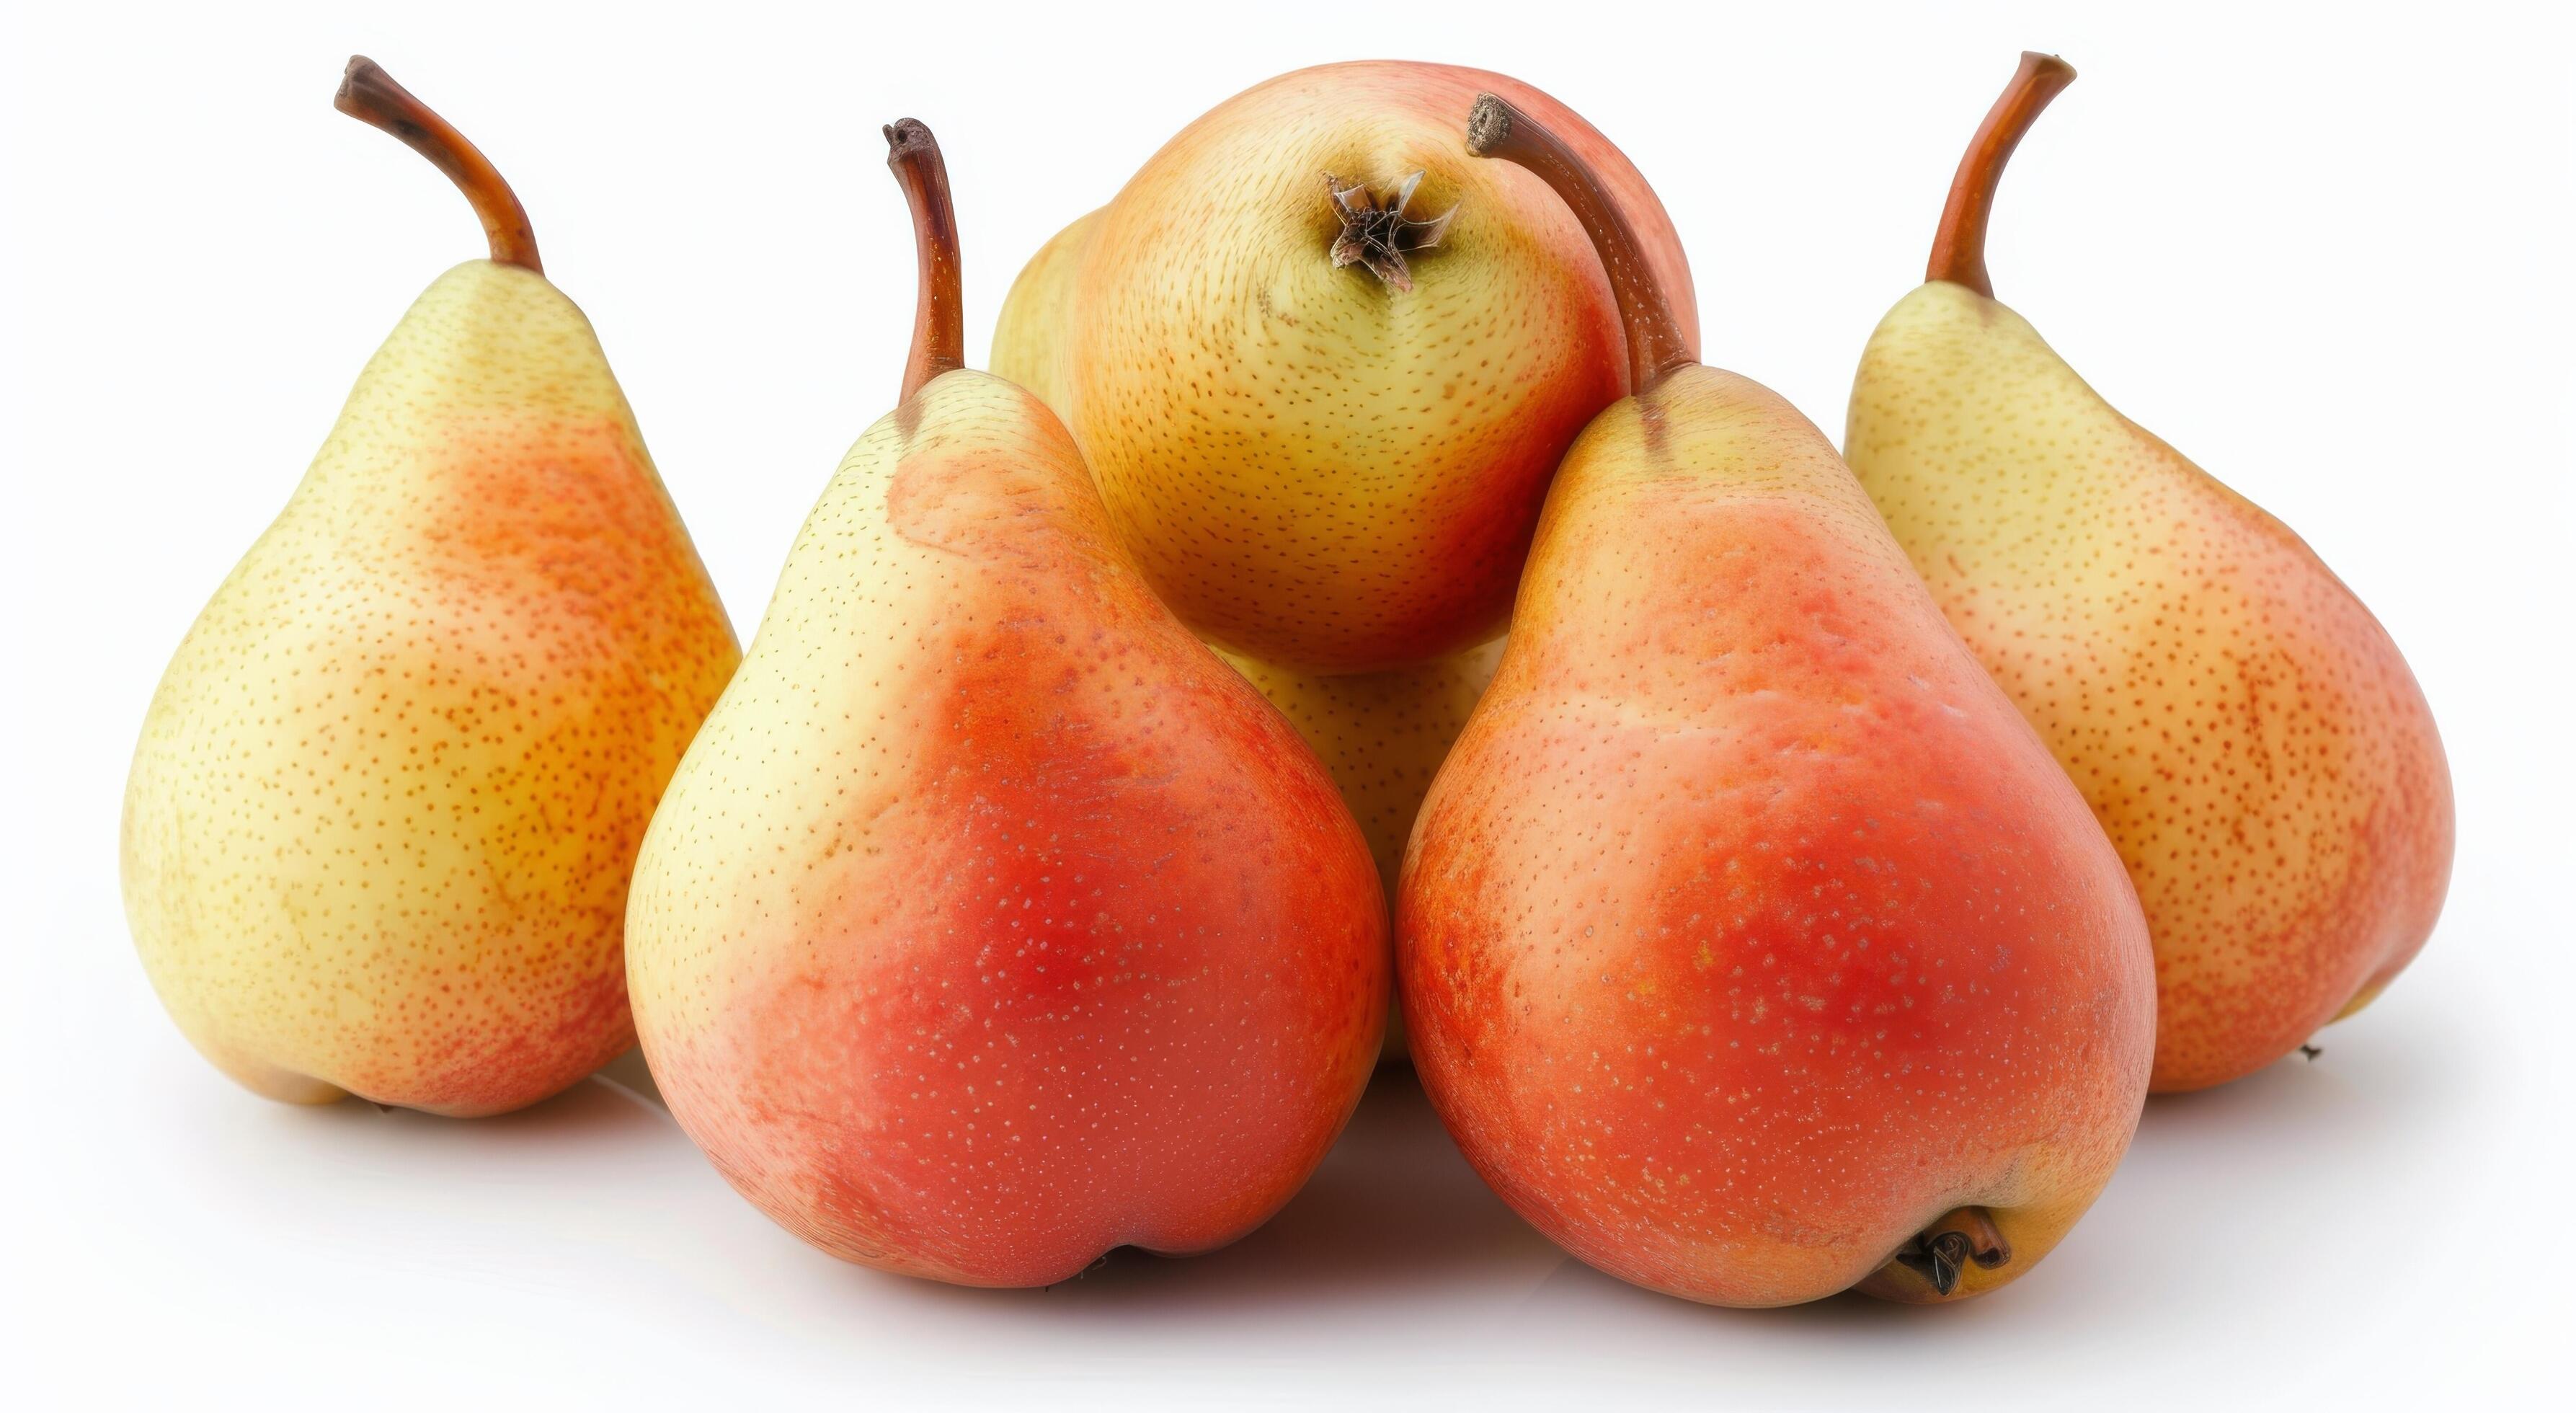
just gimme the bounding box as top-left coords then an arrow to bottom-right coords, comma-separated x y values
1844,55 -> 2454,1091
118,60 -> 737,1116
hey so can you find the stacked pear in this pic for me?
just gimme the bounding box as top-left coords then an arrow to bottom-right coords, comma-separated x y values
993,61 -> 1698,672
118,60 -> 739,1117
623,122 -> 1387,1286
1844,56 -> 2454,1091
1399,96 -> 2157,1306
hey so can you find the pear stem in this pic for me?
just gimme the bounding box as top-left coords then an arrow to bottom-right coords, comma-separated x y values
1466,94 -> 1693,395
886,119 -> 966,404
334,57 -> 541,274
1926,52 -> 2077,298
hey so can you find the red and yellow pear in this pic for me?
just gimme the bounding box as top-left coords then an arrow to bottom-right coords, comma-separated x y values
624,122 -> 1386,1286
992,62 -> 1698,672
1843,56 -> 2454,1091
1400,94 -> 2156,1306
118,60 -> 739,1117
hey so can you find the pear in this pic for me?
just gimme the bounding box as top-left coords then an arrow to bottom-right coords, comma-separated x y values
989,208 -> 1098,413
1844,55 -> 2454,1092
1217,639 -> 1506,1061
623,122 -> 1387,1288
990,63 -> 1699,673
1398,96 -> 2156,1306
118,60 -> 738,1117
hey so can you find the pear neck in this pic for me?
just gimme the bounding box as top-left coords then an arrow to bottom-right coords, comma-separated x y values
1466,94 -> 1694,395
886,120 -> 967,404
1925,53 -> 2076,298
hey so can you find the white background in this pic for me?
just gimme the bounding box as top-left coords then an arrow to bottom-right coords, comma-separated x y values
5,2 -> 2571,1407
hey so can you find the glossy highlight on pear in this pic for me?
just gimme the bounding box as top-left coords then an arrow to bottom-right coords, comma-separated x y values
1399,94 -> 2156,1308
1844,53 -> 2455,1093
623,119 -> 1387,1287
118,58 -> 740,1117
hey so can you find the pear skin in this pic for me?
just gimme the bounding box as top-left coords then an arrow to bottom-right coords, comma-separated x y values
1216,642 -> 1504,909
995,62 -> 1699,673
624,123 -> 1386,1288
1844,56 -> 2454,1092
990,208 -> 1098,412
1219,639 -> 1505,1060
1400,95 -> 2154,1308
119,62 -> 737,1117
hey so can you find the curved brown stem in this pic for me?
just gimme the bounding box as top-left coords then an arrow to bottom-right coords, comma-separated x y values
1466,94 -> 1692,395
885,119 -> 966,404
1926,52 -> 2077,298
334,56 -> 540,273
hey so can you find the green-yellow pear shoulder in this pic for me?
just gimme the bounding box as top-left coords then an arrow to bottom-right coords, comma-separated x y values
990,211 -> 1099,417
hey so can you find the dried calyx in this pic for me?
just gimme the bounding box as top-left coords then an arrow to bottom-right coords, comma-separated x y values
1880,1208 -> 2012,1297
1328,171 -> 1454,291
